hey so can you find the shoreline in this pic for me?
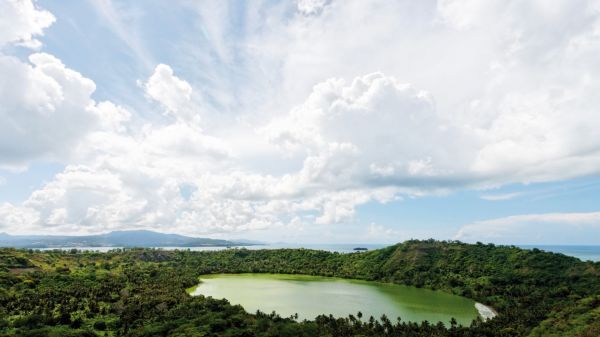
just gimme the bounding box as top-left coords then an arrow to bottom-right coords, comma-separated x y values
475,303 -> 497,321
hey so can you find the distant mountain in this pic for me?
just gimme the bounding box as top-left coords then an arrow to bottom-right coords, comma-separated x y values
232,239 -> 267,245
0,230 -> 248,248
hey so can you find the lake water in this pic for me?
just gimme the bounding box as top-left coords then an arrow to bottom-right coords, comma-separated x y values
189,273 -> 480,326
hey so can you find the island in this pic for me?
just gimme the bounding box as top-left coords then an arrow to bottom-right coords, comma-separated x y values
0,230 -> 248,248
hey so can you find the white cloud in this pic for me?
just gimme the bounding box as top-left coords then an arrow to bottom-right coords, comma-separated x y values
144,64 -> 197,122
262,0 -> 600,188
264,73 -> 471,192
92,101 -> 132,133
5,65 -> 600,236
5,165 -> 162,234
297,0 -> 328,15
479,192 -> 522,201
436,0 -> 503,30
142,122 -> 230,160
455,212 -> 600,244
0,53 -> 99,168
0,203 -> 39,232
366,223 -> 404,243
87,0 -> 154,69
283,1 -> 598,177
0,51 -> 134,170
0,0 -> 55,49
3,0 -> 600,241
188,1 -> 235,64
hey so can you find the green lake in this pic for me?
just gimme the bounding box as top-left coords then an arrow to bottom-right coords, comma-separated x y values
189,274 -> 480,325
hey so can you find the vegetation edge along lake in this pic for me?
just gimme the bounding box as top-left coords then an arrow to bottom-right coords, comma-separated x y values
1,240 -> 599,336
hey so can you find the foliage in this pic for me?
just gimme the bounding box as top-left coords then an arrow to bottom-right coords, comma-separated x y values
0,240 -> 598,336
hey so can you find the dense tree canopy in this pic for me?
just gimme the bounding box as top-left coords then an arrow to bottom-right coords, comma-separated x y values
0,240 -> 598,336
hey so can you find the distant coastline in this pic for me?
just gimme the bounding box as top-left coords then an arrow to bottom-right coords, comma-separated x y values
0,230 -> 253,249
518,245 -> 600,262
3,235 -> 599,262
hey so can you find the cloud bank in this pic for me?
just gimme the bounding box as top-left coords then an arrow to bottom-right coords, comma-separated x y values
0,0 -> 600,240
0,0 -> 55,48
455,212 -> 600,244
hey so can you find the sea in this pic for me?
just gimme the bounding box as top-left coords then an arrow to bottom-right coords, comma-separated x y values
37,243 -> 387,254
518,245 -> 600,262
36,244 -> 600,262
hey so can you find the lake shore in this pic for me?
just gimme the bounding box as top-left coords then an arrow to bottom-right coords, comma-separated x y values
475,303 -> 497,320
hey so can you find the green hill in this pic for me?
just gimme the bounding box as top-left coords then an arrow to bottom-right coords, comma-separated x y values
1,240 -> 599,336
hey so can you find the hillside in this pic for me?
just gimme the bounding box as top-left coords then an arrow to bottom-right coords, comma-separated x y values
1,240 -> 599,336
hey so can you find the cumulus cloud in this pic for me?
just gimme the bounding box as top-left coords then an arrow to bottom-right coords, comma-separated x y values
0,53 -> 99,168
142,122 -> 230,160
92,101 -> 132,133
265,0 -> 600,191
143,64 -> 199,124
297,0 -> 329,15
366,223 -> 404,242
0,203 -> 39,232
0,164 -> 180,234
454,212 -> 600,244
264,73 -> 473,192
0,0 -> 55,49
0,51 -> 135,170
3,0 -> 600,240
5,66 -> 600,235
24,166 -> 141,231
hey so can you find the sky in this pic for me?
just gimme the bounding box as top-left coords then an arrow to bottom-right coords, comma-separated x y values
1,0 -> 600,244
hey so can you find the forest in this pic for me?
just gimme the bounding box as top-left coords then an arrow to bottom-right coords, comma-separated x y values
0,240 -> 599,336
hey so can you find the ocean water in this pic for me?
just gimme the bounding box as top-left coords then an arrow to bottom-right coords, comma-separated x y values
36,243 -> 387,253
518,245 -> 600,262
244,243 -> 389,253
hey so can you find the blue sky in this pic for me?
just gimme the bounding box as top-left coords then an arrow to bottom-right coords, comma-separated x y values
1,0 -> 600,244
